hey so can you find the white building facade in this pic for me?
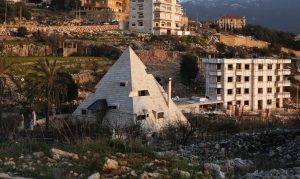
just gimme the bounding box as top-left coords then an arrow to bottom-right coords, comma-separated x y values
203,58 -> 291,111
129,0 -> 184,35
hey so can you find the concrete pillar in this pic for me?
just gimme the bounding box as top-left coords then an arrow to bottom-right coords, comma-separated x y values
168,78 -> 172,110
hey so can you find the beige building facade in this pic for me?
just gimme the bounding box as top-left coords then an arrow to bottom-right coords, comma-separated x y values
81,0 -> 129,22
217,15 -> 246,30
129,0 -> 184,35
204,58 -> 291,112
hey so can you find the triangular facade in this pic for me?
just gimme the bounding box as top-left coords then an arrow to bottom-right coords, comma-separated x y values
73,47 -> 187,132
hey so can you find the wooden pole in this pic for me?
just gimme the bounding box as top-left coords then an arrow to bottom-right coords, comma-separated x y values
4,0 -> 7,30
297,84 -> 299,109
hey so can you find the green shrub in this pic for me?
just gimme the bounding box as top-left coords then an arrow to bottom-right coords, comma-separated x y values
17,26 -> 28,37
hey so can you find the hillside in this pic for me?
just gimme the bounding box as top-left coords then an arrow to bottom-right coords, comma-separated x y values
181,0 -> 300,34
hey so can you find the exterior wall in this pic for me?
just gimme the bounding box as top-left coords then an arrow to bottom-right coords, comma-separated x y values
204,58 -> 291,112
129,0 -> 184,35
129,0 -> 154,34
82,0 -> 129,22
217,16 -> 246,30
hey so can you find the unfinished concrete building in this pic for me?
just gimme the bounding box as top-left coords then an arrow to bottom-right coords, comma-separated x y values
204,58 -> 291,112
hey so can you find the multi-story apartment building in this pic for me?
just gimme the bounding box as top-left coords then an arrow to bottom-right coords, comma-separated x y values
217,15 -> 246,30
81,0 -> 129,22
129,0 -> 184,35
204,58 -> 291,111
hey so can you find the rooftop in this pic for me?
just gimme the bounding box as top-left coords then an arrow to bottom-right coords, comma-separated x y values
218,15 -> 245,20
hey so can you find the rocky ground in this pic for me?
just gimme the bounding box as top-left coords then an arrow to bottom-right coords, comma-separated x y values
0,129 -> 299,178
159,129 -> 300,178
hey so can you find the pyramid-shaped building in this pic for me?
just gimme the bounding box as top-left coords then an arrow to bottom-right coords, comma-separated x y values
73,47 -> 187,132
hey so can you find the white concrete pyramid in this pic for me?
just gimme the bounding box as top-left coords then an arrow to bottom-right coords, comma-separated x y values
73,47 -> 187,132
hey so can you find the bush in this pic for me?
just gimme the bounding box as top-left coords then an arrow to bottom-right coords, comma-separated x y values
16,26 -> 28,37
90,45 -> 122,60
180,54 -> 199,82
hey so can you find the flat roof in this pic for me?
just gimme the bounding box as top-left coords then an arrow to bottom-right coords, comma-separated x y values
174,98 -> 223,106
203,58 -> 291,64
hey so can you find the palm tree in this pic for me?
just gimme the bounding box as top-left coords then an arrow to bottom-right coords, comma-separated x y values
0,58 -> 13,120
26,59 -> 70,128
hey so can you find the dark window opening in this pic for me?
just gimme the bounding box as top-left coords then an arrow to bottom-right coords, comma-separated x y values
120,81 -> 128,87
82,109 -> 87,115
137,115 -> 147,120
138,90 -> 149,96
157,112 -> 164,119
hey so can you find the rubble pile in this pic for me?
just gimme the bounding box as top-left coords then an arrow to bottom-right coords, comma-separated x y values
243,167 -> 300,178
173,129 -> 300,165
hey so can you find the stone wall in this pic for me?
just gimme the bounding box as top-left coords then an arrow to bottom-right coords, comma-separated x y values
19,25 -> 119,34
2,44 -> 52,57
219,34 -> 269,48
219,34 -> 300,57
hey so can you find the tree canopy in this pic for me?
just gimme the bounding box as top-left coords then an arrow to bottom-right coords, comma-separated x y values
180,54 -> 199,82
50,0 -> 79,11
0,1 -> 31,23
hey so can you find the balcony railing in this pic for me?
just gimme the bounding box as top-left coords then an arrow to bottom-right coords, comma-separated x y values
276,69 -> 291,75
275,92 -> 291,98
275,80 -> 291,87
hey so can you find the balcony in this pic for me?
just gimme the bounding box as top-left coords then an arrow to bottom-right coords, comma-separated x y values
209,82 -> 222,88
275,80 -> 291,87
209,70 -> 222,76
276,92 -> 291,98
276,69 -> 291,75
154,0 -> 173,5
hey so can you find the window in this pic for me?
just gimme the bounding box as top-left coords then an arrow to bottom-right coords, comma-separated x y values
276,64 -> 281,69
217,76 -> 221,83
245,64 -> 250,70
276,87 -> 281,93
268,64 -> 272,70
216,88 -> 221,95
217,64 -> 221,70
138,21 -> 143,26
267,99 -> 272,105
82,109 -> 87,115
268,76 -> 272,82
120,81 -> 128,87
276,76 -> 280,81
228,64 -> 233,70
258,64 -> 263,70
227,102 -> 232,106
137,115 -> 147,120
236,88 -> 241,95
244,76 -> 250,82
138,90 -> 149,96
227,89 -> 233,95
244,100 -> 249,106
267,88 -> 272,93
157,112 -> 164,119
258,76 -> 263,82
108,104 -> 119,109
258,88 -> 263,94
244,88 -> 249,94
236,76 -> 241,82
228,77 -> 233,82
236,63 -> 241,70
236,100 -> 241,106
